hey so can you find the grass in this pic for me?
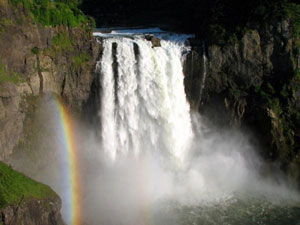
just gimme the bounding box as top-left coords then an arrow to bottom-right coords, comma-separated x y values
0,162 -> 56,208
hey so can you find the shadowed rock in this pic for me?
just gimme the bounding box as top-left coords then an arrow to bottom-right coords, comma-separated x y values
145,35 -> 161,47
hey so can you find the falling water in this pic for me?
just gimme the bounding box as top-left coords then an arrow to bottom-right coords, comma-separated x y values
97,31 -> 193,162
197,42 -> 207,108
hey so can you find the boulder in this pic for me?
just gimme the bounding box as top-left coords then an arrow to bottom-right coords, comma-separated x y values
145,35 -> 161,47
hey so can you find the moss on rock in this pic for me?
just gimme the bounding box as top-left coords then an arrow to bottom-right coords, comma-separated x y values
0,162 -> 55,209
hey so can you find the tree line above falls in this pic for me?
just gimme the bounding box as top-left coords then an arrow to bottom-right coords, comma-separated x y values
8,0 -> 95,27
80,0 -> 299,42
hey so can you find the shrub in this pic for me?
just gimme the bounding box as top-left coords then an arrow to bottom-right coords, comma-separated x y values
9,0 -> 95,28
31,47 -> 40,55
51,32 -> 74,53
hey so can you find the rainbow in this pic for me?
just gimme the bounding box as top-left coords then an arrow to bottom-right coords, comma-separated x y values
55,97 -> 82,225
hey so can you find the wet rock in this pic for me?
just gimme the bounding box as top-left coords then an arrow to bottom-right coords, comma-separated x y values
188,38 -> 202,48
145,35 -> 161,47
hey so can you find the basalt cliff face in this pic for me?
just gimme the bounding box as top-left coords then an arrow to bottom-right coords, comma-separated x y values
0,196 -> 64,225
0,2 -> 99,223
185,18 -> 300,186
0,161 -> 65,225
0,0 -> 100,161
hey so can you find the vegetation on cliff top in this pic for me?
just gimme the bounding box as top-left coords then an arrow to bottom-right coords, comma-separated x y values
43,30 -> 91,69
0,162 -> 56,208
9,0 -> 95,28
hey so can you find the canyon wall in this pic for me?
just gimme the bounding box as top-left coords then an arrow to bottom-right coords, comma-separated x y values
185,18 -> 300,186
0,0 -> 100,161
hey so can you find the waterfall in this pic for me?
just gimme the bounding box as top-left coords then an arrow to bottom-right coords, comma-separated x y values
197,42 -> 207,108
96,31 -> 194,162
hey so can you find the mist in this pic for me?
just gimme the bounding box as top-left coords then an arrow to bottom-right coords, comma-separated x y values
10,95 -> 299,225
81,114 -> 300,224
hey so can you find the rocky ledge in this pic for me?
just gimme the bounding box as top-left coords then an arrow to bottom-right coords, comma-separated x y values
1,196 -> 65,225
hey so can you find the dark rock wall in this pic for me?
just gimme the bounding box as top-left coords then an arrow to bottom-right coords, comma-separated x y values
185,19 -> 300,186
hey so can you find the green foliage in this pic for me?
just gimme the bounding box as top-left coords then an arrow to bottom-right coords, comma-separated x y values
209,24 -> 227,45
53,33 -> 72,48
86,15 -> 96,30
9,0 -> 94,28
283,2 -> 300,37
0,63 -> 24,84
31,47 -> 40,55
0,17 -> 14,34
269,98 -> 283,116
266,83 -> 275,94
254,84 -> 269,98
46,31 -> 92,66
0,162 -> 55,208
280,84 -> 290,97
73,52 -> 90,68
253,67 -> 300,162
51,32 -> 74,54
295,68 -> 300,78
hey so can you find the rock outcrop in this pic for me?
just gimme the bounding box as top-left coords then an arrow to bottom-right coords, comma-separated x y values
0,161 -> 65,225
0,196 -> 65,225
145,35 -> 161,47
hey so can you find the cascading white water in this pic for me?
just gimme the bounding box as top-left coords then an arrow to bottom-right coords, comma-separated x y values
197,42 -> 207,107
97,33 -> 193,162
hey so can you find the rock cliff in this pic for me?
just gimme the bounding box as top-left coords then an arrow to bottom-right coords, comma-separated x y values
1,196 -> 64,225
0,0 -> 99,161
185,18 -> 300,186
